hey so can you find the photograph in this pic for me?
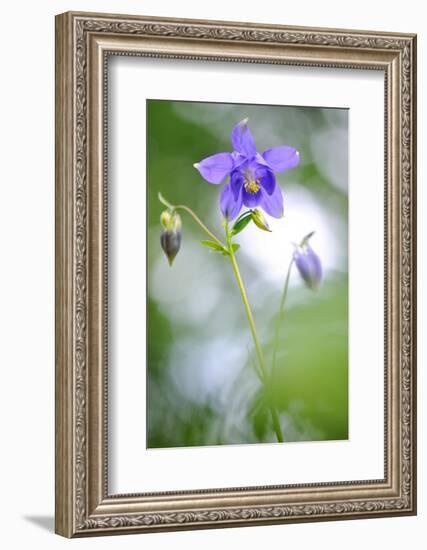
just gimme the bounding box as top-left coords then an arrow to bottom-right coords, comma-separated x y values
53,10 -> 416,537
147,99 -> 349,448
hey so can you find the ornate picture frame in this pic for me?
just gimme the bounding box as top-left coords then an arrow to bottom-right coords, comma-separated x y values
55,11 -> 417,537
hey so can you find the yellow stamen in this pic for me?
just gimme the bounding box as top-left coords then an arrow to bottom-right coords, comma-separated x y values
244,178 -> 261,194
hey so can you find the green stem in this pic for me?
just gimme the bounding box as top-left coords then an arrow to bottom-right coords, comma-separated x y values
247,346 -> 264,383
225,221 -> 283,443
271,258 -> 294,376
174,205 -> 226,249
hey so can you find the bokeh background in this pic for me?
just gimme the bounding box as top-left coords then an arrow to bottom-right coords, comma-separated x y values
147,100 -> 348,448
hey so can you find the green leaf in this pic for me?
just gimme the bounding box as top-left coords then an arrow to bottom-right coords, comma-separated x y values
234,209 -> 252,223
231,214 -> 252,236
200,240 -> 239,256
221,243 -> 240,256
200,240 -> 227,253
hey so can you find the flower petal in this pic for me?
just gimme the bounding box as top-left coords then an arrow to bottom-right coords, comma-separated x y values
194,152 -> 234,184
256,167 -> 276,195
230,170 -> 244,199
242,187 -> 262,208
231,119 -> 256,158
231,151 -> 246,169
220,182 -> 243,220
259,185 -> 284,218
262,146 -> 300,173
254,152 -> 269,167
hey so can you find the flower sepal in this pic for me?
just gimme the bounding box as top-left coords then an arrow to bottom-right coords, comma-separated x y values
299,231 -> 315,247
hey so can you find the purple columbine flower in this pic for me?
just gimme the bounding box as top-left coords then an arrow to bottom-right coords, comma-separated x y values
293,240 -> 323,291
193,118 -> 300,220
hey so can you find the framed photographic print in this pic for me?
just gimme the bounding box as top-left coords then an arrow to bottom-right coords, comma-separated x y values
55,11 -> 417,537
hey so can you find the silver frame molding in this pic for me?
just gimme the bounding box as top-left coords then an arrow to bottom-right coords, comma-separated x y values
55,11 -> 417,538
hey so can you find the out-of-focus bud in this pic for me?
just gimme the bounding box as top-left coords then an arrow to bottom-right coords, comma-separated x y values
160,210 -> 172,229
160,210 -> 182,266
293,233 -> 322,291
251,209 -> 271,232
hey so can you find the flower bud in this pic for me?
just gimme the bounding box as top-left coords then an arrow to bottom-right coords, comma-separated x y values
251,209 -> 271,232
160,211 -> 182,266
293,236 -> 322,291
160,210 -> 172,229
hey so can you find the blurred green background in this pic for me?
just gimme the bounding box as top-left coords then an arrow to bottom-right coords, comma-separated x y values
147,99 -> 348,448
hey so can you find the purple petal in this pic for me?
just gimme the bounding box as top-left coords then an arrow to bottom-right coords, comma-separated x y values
242,187 -> 263,208
254,152 -> 269,167
194,152 -> 234,184
230,170 -> 244,199
231,151 -> 246,169
220,183 -> 242,220
231,119 -> 256,158
259,185 -> 284,218
256,167 -> 276,195
262,146 -> 300,173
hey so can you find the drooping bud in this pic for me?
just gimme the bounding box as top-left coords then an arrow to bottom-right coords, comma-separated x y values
293,232 -> 322,290
160,210 -> 182,266
251,209 -> 272,232
160,209 -> 172,229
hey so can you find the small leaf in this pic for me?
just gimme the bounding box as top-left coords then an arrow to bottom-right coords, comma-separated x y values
234,210 -> 252,223
200,240 -> 227,253
221,243 -> 240,256
231,214 -> 252,236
